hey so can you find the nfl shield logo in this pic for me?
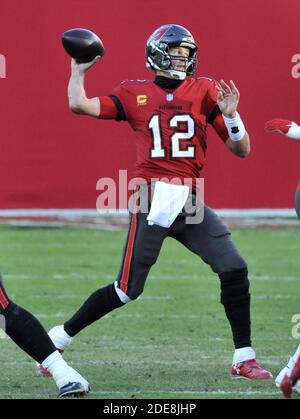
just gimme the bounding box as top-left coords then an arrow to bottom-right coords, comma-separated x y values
166,93 -> 174,102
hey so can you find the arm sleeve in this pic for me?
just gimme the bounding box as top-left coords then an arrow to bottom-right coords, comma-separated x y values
98,82 -> 128,121
98,96 -> 118,119
107,83 -> 128,122
108,95 -> 127,121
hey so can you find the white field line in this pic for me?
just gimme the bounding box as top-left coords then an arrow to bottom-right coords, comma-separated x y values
4,358 -> 282,367
92,390 -> 280,396
29,294 -> 173,301
29,293 -> 300,301
0,208 -> 299,230
31,312 -> 300,326
0,208 -> 296,218
33,313 -> 206,320
5,273 -> 300,282
0,389 -> 284,398
89,390 -> 283,396
62,360 -> 284,367
255,295 -> 300,300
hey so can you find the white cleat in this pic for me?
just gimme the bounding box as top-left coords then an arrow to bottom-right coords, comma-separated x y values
275,364 -> 290,387
61,366 -> 90,392
58,382 -> 89,398
57,366 -> 90,398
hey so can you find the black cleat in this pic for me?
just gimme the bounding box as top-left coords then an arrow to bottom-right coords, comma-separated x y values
58,382 -> 89,398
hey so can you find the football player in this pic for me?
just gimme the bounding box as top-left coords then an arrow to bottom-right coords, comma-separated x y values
40,24 -> 272,381
265,118 -> 300,219
0,274 -> 89,397
265,118 -> 300,397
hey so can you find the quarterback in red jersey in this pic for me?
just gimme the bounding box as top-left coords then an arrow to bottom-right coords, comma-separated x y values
108,76 -> 228,187
39,24 -> 272,382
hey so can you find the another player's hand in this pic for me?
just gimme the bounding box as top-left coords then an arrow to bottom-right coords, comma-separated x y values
216,80 -> 240,118
265,118 -> 292,136
71,56 -> 101,75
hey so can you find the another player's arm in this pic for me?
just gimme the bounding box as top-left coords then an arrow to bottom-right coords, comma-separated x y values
68,57 -> 101,118
265,119 -> 300,140
216,80 -> 250,158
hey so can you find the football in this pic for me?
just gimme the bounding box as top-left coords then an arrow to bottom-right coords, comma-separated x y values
62,28 -> 105,63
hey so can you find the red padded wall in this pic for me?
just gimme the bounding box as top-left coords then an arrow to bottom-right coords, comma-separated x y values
0,0 -> 299,209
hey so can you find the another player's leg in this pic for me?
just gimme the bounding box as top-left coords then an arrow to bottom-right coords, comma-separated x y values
0,274 -> 89,397
295,184 -> 300,219
275,344 -> 300,398
276,185 -> 300,395
41,209 -> 168,374
275,186 -> 300,396
171,206 -> 272,379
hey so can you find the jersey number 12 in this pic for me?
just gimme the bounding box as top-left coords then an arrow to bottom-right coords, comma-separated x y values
149,114 -> 196,159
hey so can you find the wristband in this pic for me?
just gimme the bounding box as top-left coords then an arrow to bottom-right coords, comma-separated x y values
223,111 -> 246,142
287,122 -> 300,139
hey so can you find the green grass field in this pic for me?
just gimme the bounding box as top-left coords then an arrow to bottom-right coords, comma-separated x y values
0,225 -> 299,399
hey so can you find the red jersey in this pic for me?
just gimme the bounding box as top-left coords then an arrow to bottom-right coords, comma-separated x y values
99,77 -> 228,186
